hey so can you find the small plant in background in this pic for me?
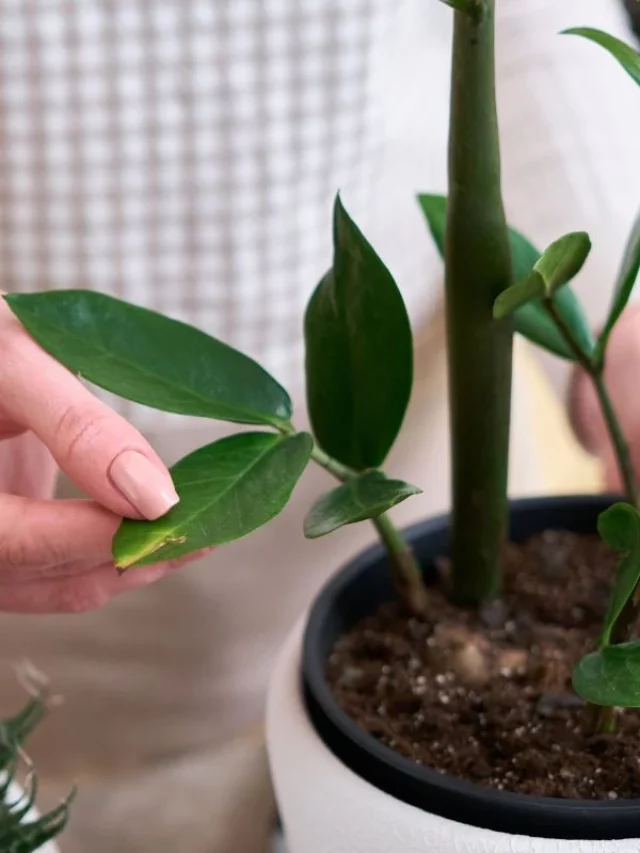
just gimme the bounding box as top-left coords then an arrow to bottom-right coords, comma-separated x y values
0,687 -> 73,852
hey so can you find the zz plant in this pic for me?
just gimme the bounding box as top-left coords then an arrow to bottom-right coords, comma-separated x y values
2,5 -> 640,809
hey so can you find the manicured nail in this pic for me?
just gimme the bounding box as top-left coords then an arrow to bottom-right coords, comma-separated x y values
109,451 -> 179,520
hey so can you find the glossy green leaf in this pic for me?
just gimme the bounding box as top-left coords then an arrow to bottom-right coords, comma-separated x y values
597,502 -> 640,646
113,432 -> 312,569
563,28 -> 640,88
494,232 -> 592,319
5,291 -> 291,428
303,471 -> 422,539
417,195 -> 589,360
304,195 -> 413,470
595,210 -> 640,367
573,641 -> 640,707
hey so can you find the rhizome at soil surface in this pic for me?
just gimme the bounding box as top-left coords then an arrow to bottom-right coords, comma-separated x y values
327,530 -> 640,799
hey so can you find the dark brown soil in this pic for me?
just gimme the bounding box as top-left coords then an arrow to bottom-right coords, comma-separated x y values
327,531 -> 640,800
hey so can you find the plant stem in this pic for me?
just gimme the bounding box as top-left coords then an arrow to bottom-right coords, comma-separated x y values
544,300 -> 640,733
309,445 -> 428,617
310,445 -> 355,483
372,515 -> 429,617
592,373 -> 639,507
545,300 -> 638,508
446,0 -> 513,605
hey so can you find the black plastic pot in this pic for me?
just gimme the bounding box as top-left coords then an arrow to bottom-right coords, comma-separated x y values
303,495 -> 640,841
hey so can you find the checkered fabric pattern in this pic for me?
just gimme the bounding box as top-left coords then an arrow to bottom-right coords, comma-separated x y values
0,0 -> 430,429
0,0 -> 638,433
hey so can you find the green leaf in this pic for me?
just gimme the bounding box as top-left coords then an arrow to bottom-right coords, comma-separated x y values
595,210 -> 640,367
597,502 -> 640,646
4,291 -> 291,428
304,195 -> 413,470
493,272 -> 546,319
417,195 -> 590,360
303,471 -> 422,539
573,641 -> 640,707
494,232 -> 592,319
113,432 -> 312,569
417,194 -> 447,256
534,232 -> 592,293
563,28 -> 640,88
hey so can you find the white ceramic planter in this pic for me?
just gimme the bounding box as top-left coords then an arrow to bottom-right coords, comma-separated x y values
4,780 -> 60,852
267,622 -> 640,853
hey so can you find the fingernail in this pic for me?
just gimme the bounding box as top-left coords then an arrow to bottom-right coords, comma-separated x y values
109,451 -> 179,520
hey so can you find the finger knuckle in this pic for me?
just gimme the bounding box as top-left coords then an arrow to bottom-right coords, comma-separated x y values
0,529 -> 31,572
54,405 -> 110,464
56,582 -> 107,614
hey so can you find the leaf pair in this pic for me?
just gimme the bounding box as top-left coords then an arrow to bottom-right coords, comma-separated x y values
301,196 -> 420,539
573,503 -> 640,707
418,195 -> 594,360
493,232 -> 591,320
6,291 -> 312,568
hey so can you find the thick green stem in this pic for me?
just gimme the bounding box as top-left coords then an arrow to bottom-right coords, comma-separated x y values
446,0 -> 513,605
309,446 -> 428,617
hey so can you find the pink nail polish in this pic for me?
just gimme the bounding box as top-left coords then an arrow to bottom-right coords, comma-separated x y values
109,451 -> 179,520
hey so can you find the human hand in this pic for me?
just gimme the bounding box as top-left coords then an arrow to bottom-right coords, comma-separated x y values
0,298 -> 197,614
570,306 -> 640,492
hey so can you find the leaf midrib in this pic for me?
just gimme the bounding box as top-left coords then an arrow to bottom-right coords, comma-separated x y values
14,305 -> 286,426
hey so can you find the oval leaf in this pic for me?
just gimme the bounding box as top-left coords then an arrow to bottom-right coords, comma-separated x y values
494,232 -> 592,320
595,209 -> 640,367
417,196 -> 590,360
305,195 -> 413,470
113,432 -> 312,569
303,471 -> 422,539
573,641 -> 640,707
4,291 -> 292,427
597,502 -> 640,646
563,27 -> 640,88
533,232 -> 592,294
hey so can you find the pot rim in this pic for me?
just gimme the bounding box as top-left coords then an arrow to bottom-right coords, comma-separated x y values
302,494 -> 640,840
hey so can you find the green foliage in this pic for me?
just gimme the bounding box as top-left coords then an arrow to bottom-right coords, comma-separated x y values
594,210 -> 640,368
417,195 -> 591,360
573,641 -> 640,707
114,432 -> 312,569
563,27 -> 640,87
493,232 -> 592,317
597,503 -> 640,647
305,195 -> 413,470
0,694 -> 73,852
5,291 -> 291,428
304,471 -> 421,539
